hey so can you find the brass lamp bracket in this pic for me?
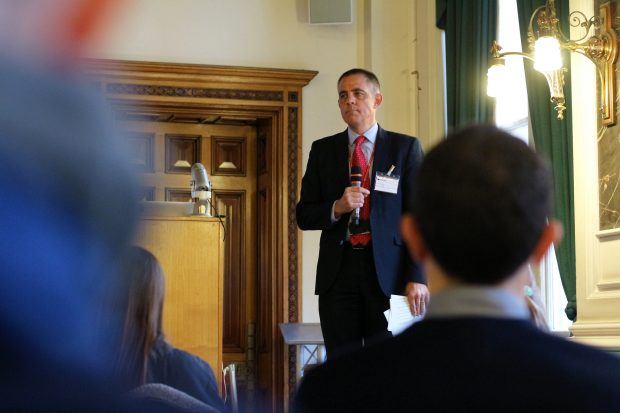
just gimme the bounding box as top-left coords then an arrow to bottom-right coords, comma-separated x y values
594,2 -> 617,125
490,0 -> 619,126
564,2 -> 618,126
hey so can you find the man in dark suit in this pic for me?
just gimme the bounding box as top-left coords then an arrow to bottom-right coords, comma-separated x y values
296,68 -> 428,358
293,125 -> 620,412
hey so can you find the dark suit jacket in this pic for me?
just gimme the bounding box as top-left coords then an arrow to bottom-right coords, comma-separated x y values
294,318 -> 620,413
296,126 -> 424,296
147,337 -> 227,412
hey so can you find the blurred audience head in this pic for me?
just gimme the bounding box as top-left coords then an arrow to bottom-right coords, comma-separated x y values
403,124 -> 561,288
0,0 -> 138,410
0,0 -> 124,65
116,246 -> 166,387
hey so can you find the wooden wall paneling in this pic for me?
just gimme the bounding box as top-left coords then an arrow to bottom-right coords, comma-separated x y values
256,187 -> 273,411
165,134 -> 200,173
84,59 -> 317,413
256,113 -> 278,413
127,131 -> 155,172
257,126 -> 268,175
212,136 -> 246,176
165,188 -> 192,202
212,190 -> 247,353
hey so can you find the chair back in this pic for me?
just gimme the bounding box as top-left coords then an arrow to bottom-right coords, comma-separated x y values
129,383 -> 221,413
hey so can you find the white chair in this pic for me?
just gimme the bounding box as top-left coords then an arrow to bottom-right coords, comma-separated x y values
222,363 -> 238,413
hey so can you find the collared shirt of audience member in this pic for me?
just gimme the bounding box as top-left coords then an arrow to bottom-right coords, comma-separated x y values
114,246 -> 228,413
525,265 -> 549,330
293,125 -> 620,413
296,68 -> 428,359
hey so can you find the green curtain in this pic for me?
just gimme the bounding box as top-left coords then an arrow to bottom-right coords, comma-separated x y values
436,0 -> 497,130
517,0 -> 577,321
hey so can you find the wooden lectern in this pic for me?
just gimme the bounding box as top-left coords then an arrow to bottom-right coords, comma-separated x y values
134,215 -> 224,386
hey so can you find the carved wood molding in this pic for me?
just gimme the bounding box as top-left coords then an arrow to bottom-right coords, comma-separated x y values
106,83 -> 284,101
86,59 -> 317,89
287,107 -> 299,399
287,107 -> 299,324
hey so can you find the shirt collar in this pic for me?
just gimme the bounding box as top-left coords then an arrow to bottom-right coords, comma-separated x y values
425,286 -> 531,320
347,123 -> 378,145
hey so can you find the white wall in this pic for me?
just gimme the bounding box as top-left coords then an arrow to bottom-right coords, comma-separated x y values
88,0 -> 620,345
88,0 -> 444,323
570,0 -> 620,350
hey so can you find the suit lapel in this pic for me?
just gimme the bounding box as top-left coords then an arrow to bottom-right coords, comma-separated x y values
335,130 -> 351,188
372,126 -> 390,189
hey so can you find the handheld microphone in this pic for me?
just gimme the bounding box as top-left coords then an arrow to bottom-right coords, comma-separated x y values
350,165 -> 362,225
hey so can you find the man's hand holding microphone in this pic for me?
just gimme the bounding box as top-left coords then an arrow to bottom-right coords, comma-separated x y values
334,165 -> 369,219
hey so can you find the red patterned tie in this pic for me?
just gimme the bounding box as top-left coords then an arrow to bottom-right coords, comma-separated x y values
350,136 -> 371,247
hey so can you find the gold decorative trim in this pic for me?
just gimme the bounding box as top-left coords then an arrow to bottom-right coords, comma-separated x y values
287,107 -> 299,323
287,107 -> 299,396
106,83 -> 284,101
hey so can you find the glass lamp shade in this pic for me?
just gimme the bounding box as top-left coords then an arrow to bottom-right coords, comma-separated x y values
487,63 -> 507,97
533,36 -> 563,72
546,69 -> 564,99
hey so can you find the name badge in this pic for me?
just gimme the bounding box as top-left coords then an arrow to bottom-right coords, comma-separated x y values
375,172 -> 399,194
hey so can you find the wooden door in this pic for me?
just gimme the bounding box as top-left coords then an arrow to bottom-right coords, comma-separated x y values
86,59 -> 317,412
122,118 -> 258,409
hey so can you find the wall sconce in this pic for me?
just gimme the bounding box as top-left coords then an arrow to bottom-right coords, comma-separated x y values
487,0 -> 618,126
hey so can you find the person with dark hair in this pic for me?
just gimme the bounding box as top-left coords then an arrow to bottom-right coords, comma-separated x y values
293,125 -> 620,412
116,246 -> 227,412
296,68 -> 427,359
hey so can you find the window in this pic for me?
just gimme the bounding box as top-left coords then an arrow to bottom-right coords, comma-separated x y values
494,0 -> 528,141
494,0 -> 571,332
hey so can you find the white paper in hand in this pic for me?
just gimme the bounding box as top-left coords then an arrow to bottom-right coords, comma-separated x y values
385,294 -> 424,335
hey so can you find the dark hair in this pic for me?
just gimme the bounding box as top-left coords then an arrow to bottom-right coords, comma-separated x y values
115,246 -> 165,387
338,68 -> 381,92
408,125 -> 552,284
